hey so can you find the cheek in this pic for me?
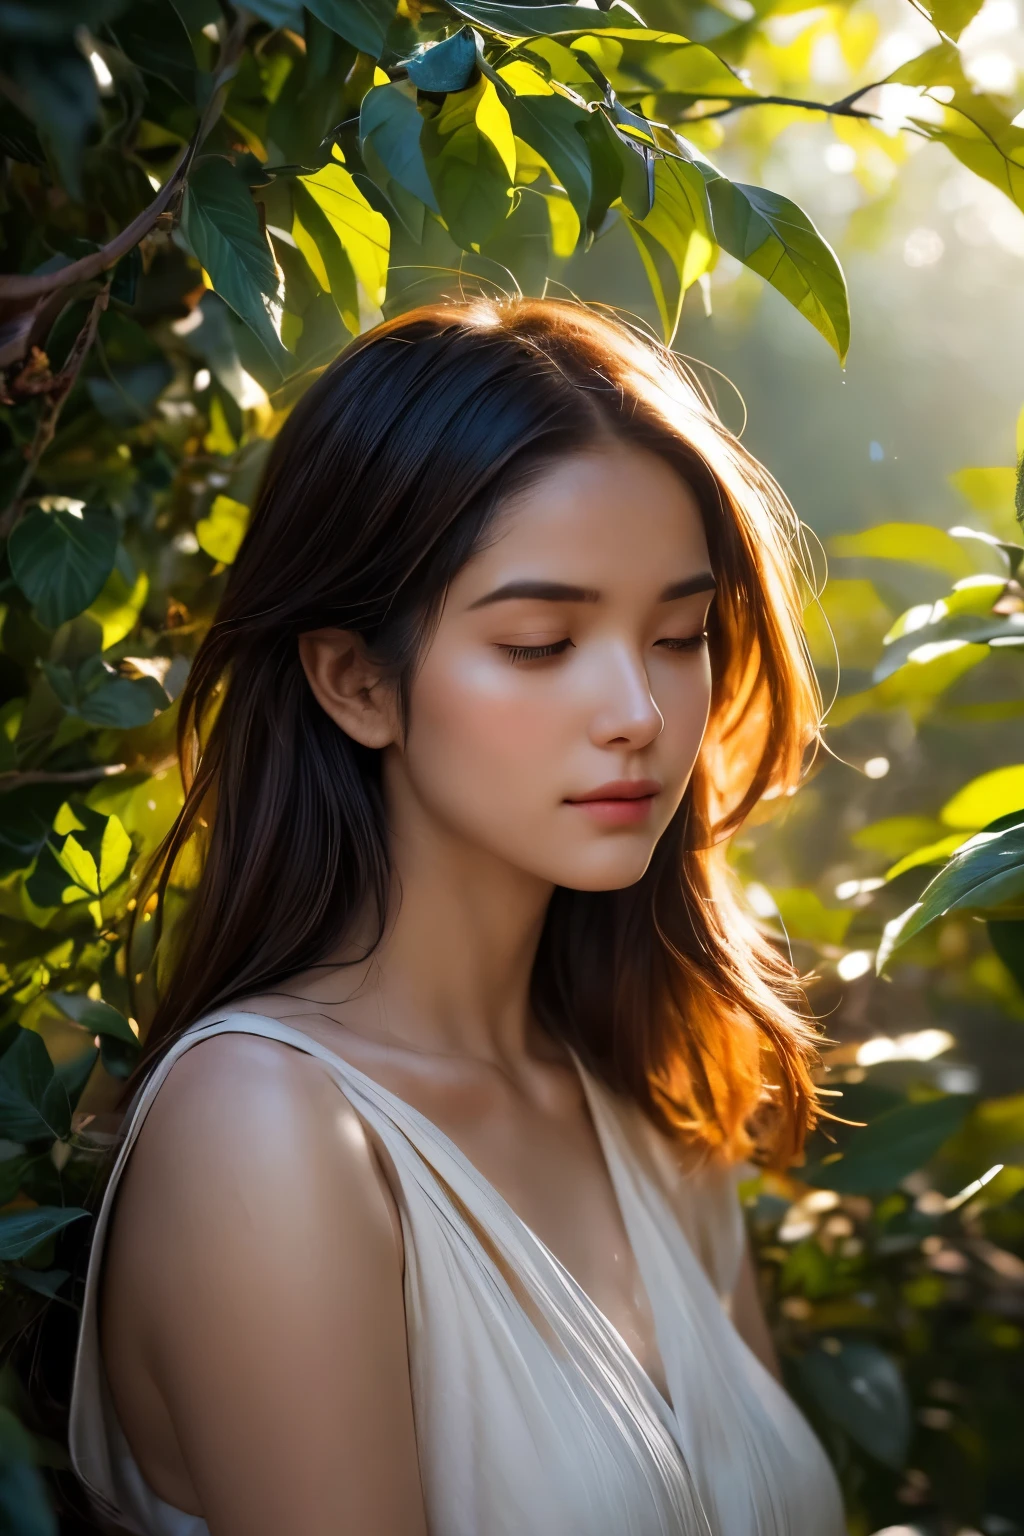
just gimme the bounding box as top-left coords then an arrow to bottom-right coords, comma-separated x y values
407,649 -> 566,795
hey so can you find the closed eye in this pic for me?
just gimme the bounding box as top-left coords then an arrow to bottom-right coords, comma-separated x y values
656,633 -> 708,651
499,639 -> 574,664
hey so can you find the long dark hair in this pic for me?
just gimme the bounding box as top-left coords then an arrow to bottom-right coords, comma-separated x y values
131,297 -> 825,1165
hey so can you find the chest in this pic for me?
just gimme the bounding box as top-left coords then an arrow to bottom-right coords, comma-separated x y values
366,1080 -> 670,1401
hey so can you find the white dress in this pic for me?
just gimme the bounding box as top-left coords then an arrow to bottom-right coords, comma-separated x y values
69,1011 -> 847,1535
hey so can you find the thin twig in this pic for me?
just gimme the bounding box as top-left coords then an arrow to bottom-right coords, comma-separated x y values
0,763 -> 127,792
0,289 -> 111,534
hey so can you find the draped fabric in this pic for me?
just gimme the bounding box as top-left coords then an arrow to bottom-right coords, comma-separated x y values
70,1013 -> 846,1535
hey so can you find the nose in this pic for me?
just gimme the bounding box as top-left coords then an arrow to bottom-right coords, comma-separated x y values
588,644 -> 664,750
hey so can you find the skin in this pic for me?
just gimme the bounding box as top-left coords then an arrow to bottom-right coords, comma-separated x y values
100,443 -> 780,1535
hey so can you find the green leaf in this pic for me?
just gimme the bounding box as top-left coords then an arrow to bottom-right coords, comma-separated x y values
828,521 -> 979,578
695,160 -> 850,365
0,1205 -> 88,1261
7,1266 -> 71,1300
360,83 -> 439,211
405,26 -> 480,92
917,0 -> 985,39
797,1341 -> 910,1469
196,495 -> 250,564
181,158 -> 290,371
421,77 -> 515,249
888,50 -> 1024,218
298,156 -> 391,310
622,154 -> 713,343
940,765 -> 1024,828
803,1095 -> 974,1194
77,677 -> 169,729
448,0 -> 645,38
496,65 -> 591,229
8,509 -> 118,630
0,1030 -> 70,1143
880,819 -> 1024,963
304,0 -> 397,57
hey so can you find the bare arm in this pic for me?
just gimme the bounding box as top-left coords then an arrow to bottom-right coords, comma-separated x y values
101,1033 -> 427,1536
730,1236 -> 782,1383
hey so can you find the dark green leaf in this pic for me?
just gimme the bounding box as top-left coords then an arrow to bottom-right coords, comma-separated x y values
448,0 -> 644,38
988,918 -> 1024,994
360,83 -> 438,211
8,510 -> 118,630
76,675 -> 169,728
304,0 -> 397,57
7,1266 -> 71,1301
0,1206 -> 88,1261
881,819 -> 1024,960
0,1030 -> 70,1143
798,1341 -> 910,1468
503,86 -> 592,229
108,0 -> 199,102
8,43 -> 97,196
405,26 -> 480,92
696,158 -> 850,364
874,613 -> 1024,681
49,993 -> 138,1045
180,158 -> 291,371
0,1406 -> 57,1536
803,1095 -> 974,1194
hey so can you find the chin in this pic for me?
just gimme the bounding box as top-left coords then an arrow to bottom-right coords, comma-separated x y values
548,844 -> 658,894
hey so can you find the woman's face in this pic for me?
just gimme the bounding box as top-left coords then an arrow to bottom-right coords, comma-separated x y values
385,443 -> 716,893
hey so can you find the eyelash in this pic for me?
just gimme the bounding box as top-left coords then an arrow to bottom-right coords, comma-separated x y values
499,634 -> 708,665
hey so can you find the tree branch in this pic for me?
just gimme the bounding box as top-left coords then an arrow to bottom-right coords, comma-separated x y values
0,763 -> 127,792
692,81 -> 889,122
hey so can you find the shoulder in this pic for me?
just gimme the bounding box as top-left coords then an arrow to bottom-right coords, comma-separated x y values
109,1023 -> 399,1298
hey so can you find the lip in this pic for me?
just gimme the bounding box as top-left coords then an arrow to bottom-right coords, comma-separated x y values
565,779 -> 661,827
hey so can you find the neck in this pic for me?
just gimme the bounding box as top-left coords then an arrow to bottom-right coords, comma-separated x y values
320,794 -> 556,1070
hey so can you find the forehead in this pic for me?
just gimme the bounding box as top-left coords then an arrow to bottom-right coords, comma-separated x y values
456,444 -> 711,598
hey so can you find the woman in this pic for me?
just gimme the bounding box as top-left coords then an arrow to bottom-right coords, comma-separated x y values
70,297 -> 846,1535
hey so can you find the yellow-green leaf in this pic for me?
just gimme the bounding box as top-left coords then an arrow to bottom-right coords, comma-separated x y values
886,833 -> 969,881
86,566 -> 149,650
941,766 -> 1024,829
56,835 -> 99,896
828,522 -> 979,579
196,496 -> 250,566
298,156 -> 390,310
98,814 -> 131,893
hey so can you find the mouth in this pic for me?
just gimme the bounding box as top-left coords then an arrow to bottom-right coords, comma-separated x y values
564,779 -> 661,827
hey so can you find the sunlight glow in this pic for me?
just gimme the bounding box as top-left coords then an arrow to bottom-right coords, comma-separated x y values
863,757 -> 890,779
964,49 -> 1018,94
837,950 -> 874,981
89,51 -> 113,90
856,1029 -> 955,1066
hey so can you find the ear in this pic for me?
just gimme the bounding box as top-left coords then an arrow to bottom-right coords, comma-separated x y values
298,629 -> 400,750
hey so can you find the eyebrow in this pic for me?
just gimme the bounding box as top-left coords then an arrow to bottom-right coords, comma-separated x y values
468,573 -> 717,610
